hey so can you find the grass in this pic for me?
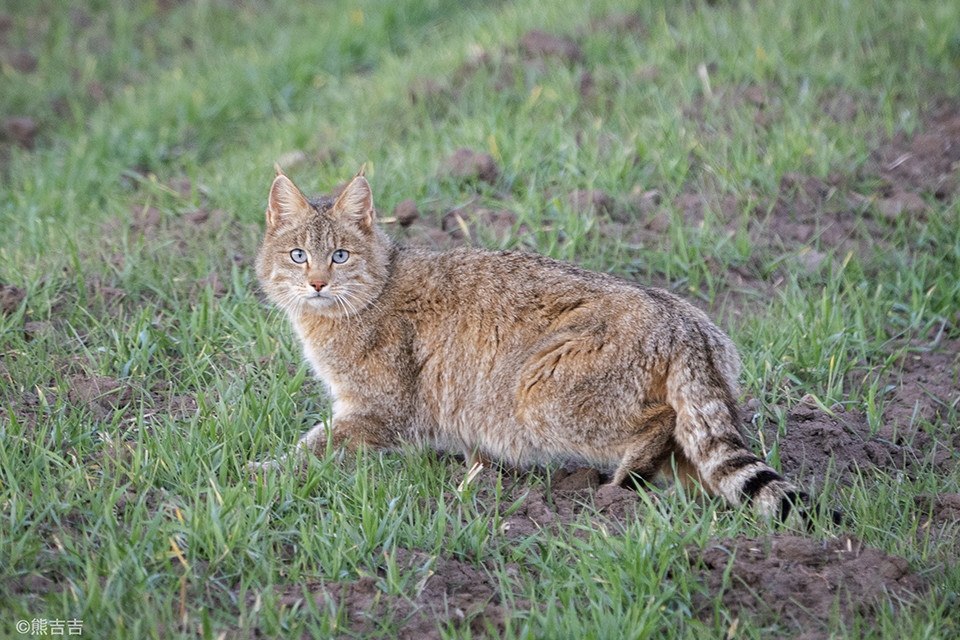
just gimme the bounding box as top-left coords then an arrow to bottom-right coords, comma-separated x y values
2,0 -> 959,637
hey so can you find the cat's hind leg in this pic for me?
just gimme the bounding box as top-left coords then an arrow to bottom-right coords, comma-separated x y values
609,405 -> 681,487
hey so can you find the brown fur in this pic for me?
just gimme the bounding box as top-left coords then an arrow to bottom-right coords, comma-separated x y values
252,168 -> 799,519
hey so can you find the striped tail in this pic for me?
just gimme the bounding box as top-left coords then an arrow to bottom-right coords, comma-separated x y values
665,325 -> 799,520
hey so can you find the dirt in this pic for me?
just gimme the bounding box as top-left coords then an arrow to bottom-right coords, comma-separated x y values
1,281 -> 26,315
868,99 -> 960,200
449,27 -> 587,97
246,547 -> 512,640
755,334 -> 960,487
518,30 -> 582,65
883,337 -> 960,431
758,397 -> 918,488
441,147 -> 500,185
691,534 -> 926,638
568,189 -> 615,216
238,450 -> 933,639
1,115 -> 37,149
913,493 -> 960,525
391,198 -> 419,227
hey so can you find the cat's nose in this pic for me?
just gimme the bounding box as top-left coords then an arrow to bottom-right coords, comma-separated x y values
309,280 -> 326,292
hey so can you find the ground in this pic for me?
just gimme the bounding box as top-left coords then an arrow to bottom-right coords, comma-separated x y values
1,1 -> 959,639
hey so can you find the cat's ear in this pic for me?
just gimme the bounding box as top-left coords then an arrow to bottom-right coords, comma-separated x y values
332,165 -> 374,230
266,165 -> 310,229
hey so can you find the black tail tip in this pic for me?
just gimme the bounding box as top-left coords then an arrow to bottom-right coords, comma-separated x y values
778,491 -> 845,530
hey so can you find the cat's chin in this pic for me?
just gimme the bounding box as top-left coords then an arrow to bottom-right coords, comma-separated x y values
303,294 -> 345,316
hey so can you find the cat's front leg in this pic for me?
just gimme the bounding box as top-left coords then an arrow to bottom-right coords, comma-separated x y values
245,420 -> 331,472
246,412 -> 399,473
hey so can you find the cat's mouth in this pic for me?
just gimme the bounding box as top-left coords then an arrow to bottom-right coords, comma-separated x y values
303,290 -> 342,313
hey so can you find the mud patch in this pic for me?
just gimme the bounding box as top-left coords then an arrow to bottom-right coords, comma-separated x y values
692,534 -> 926,637
251,548 -> 513,639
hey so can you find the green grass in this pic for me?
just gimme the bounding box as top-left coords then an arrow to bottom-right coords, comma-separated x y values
2,0 -> 960,637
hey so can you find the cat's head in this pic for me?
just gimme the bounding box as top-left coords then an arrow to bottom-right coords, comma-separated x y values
256,165 -> 392,319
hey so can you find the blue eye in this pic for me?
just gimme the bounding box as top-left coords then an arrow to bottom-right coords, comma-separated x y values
331,249 -> 350,264
290,249 -> 307,264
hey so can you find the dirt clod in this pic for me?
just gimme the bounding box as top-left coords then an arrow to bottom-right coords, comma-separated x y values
914,493 -> 960,525
553,467 -> 601,491
65,375 -> 133,417
392,198 -> 419,227
441,206 -> 518,244
443,148 -> 499,185
767,397 -> 906,486
568,189 -> 614,215
519,30 -> 582,65
2,116 -> 37,149
1,282 -> 26,315
7,49 -> 37,73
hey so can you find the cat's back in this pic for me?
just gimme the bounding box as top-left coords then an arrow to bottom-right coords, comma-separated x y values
387,245 -> 695,329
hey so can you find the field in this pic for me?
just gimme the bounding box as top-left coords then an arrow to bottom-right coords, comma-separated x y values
1,0 -> 959,638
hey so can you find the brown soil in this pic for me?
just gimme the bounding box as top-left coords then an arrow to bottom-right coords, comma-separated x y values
754,335 -> 960,488
59,373 -> 201,425
441,147 -> 500,185
1,115 -> 37,149
518,30 -> 582,65
391,198 -> 419,227
2,370 -> 201,437
1,281 -> 26,315
758,397 -> 929,488
449,27 -> 586,96
691,534 -> 926,638
913,493 -> 960,525
246,547 -> 513,640
241,451 -> 932,639
868,99 -> 960,200
883,337 -> 960,431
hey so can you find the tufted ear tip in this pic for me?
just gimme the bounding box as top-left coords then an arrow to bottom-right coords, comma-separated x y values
274,163 -> 284,178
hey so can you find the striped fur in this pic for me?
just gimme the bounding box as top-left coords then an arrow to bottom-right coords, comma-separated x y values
252,169 -> 799,520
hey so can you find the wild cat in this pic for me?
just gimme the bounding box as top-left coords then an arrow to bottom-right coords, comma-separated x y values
252,165 -> 803,521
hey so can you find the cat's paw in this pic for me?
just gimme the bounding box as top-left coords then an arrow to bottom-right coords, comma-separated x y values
245,458 -> 282,481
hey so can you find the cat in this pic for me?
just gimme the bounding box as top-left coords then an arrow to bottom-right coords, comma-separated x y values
251,165 -> 803,521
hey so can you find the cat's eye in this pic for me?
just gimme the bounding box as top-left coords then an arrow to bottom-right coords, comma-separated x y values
290,249 -> 307,264
331,249 -> 350,264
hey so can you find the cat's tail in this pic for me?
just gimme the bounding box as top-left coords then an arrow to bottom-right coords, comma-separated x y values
665,323 -> 800,521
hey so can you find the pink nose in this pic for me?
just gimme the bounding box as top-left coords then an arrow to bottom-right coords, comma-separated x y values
310,280 -> 326,292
